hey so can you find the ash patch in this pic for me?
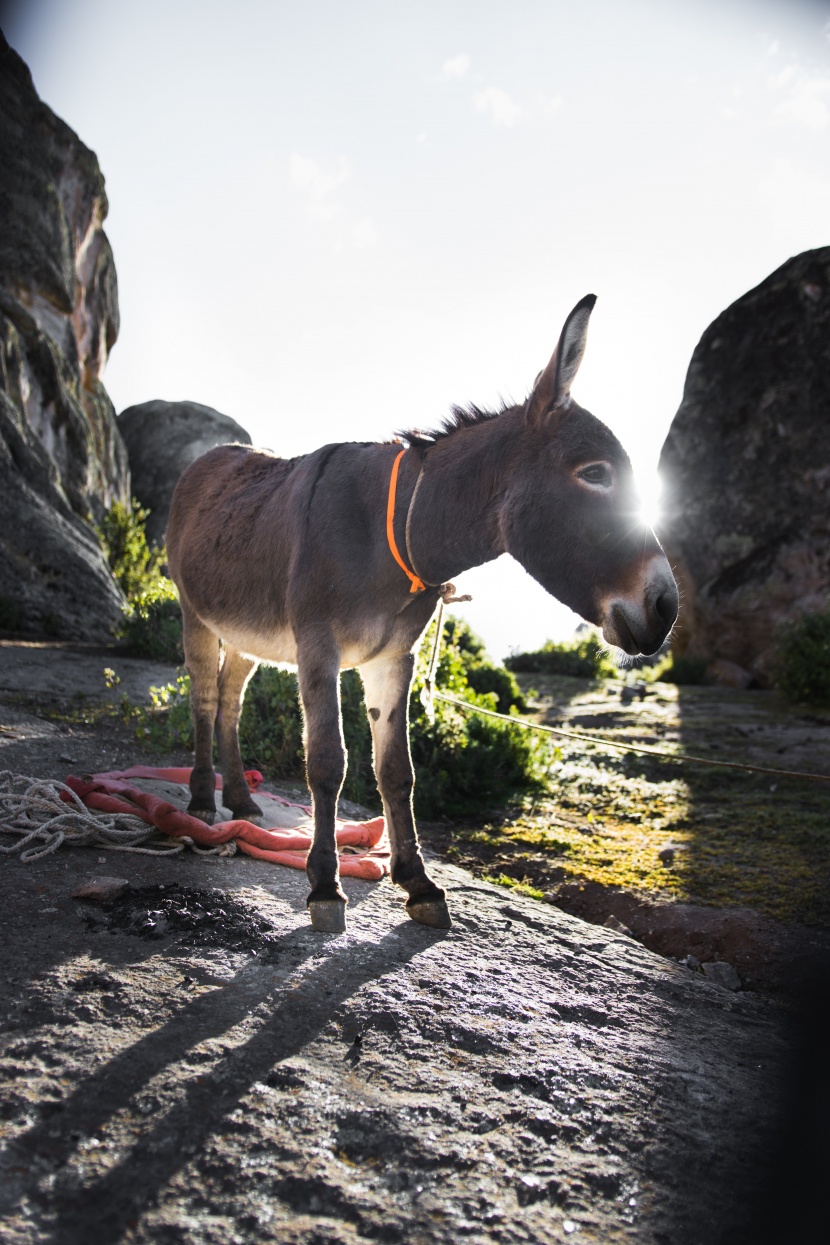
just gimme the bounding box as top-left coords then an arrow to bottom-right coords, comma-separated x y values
79,883 -> 282,957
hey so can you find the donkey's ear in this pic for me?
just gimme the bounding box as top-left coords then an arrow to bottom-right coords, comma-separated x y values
526,294 -> 597,424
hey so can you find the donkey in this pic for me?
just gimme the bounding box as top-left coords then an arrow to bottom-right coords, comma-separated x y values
166,295 -> 678,933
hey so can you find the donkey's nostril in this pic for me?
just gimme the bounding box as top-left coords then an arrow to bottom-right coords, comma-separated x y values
655,589 -> 678,628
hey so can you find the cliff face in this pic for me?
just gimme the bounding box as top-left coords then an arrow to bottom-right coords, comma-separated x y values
658,248 -> 830,683
0,33 -> 129,638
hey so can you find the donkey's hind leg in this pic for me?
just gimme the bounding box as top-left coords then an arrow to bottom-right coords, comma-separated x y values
297,637 -> 348,933
360,654 -> 451,929
217,645 -> 262,821
181,604 -> 221,824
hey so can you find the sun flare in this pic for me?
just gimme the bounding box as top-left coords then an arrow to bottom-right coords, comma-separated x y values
636,474 -> 663,531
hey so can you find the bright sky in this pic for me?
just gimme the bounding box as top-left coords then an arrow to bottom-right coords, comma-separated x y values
6,0 -> 830,660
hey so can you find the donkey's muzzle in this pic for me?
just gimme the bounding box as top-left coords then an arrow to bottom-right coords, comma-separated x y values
601,557 -> 679,657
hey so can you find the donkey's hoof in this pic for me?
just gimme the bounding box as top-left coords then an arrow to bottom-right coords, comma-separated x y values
187,807 -> 216,825
308,900 -> 347,934
407,899 -> 452,929
231,804 -> 263,824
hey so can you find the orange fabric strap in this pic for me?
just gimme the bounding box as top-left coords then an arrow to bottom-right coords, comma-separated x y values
386,448 -> 426,593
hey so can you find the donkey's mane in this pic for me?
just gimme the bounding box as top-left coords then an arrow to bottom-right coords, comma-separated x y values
400,400 -> 515,448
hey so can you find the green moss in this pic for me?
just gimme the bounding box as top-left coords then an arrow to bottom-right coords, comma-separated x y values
433,675 -> 830,929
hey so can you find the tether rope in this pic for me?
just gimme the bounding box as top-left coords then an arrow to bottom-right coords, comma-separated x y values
432,692 -> 830,786
0,771 -> 236,861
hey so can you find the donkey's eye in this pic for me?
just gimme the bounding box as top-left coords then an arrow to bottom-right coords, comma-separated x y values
577,463 -> 613,488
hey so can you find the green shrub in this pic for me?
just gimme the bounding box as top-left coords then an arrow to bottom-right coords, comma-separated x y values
408,617 -> 545,817
236,666 -> 306,782
119,592 -> 184,663
464,661 -> 526,714
505,631 -> 618,679
97,498 -> 183,660
772,608 -> 830,707
97,499 -> 167,601
126,673 -> 193,750
649,652 -> 708,686
131,615 -> 547,819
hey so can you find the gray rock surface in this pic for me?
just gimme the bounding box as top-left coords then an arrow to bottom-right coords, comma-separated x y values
0,847 -> 792,1244
0,641 -> 824,1243
0,637 -> 182,710
0,34 -> 128,639
658,247 -> 830,683
117,401 -> 251,545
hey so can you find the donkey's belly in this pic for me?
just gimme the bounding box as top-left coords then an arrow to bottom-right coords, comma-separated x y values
205,618 -> 395,671
206,619 -> 299,666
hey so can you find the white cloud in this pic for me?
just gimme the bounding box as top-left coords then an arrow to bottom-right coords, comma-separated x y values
772,71 -> 830,131
536,91 -> 563,118
769,64 -> 796,90
442,53 -> 470,79
474,86 -> 523,128
352,217 -> 376,249
288,153 -> 350,217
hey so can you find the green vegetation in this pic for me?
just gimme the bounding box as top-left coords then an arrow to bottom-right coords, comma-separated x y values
505,631 -> 619,680
647,651 -> 708,685
97,499 -> 167,601
433,671 -> 830,929
97,499 -> 183,662
772,606 -> 830,707
127,616 -> 549,819
407,620 -> 545,817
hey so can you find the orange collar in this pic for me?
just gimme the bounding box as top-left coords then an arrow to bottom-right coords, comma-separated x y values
386,448 -> 426,593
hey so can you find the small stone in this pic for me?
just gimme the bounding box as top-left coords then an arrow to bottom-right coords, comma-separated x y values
517,1173 -> 544,1206
146,916 -> 170,939
603,914 -> 633,937
658,847 -> 675,866
683,955 -> 700,970
702,961 -> 741,991
620,682 -> 648,704
72,877 -> 130,903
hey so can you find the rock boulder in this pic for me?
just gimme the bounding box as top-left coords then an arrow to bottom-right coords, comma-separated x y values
0,34 -> 128,639
658,247 -> 830,683
117,400 -> 251,545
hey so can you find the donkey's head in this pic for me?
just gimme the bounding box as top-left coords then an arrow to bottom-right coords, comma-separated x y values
501,296 -> 678,656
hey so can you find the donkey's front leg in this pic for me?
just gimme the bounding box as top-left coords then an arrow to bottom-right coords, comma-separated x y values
297,638 -> 348,933
360,654 -> 451,928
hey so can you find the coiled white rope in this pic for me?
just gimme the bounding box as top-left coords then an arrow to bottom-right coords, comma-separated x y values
0,771 -> 235,861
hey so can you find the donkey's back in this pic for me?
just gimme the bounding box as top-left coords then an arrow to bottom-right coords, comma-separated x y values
167,440 -> 418,664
